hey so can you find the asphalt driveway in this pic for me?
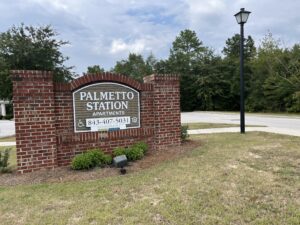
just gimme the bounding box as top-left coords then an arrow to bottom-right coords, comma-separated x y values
181,111 -> 300,136
0,120 -> 15,138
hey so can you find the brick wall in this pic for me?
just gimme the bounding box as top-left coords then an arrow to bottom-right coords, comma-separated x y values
11,70 -> 57,173
144,75 -> 181,149
11,71 -> 180,173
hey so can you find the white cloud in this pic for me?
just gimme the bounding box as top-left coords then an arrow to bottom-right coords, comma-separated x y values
27,0 -> 70,11
110,39 -> 145,54
185,0 -> 226,15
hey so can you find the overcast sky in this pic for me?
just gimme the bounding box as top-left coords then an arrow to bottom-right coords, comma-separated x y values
0,0 -> 299,74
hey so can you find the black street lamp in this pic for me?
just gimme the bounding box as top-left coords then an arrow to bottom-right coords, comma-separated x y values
234,8 -> 251,133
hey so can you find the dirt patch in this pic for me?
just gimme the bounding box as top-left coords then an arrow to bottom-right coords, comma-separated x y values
0,140 -> 200,186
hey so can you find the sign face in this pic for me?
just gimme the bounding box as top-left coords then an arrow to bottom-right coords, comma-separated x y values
73,82 -> 140,132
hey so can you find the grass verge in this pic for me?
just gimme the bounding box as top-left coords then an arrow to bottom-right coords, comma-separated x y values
0,132 -> 299,224
193,111 -> 300,117
0,136 -> 15,142
182,122 -> 266,130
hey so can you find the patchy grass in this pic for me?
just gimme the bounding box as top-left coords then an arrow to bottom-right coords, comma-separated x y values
0,146 -> 16,171
183,122 -> 266,130
0,136 -> 15,142
192,111 -> 300,118
247,112 -> 300,117
0,132 -> 299,224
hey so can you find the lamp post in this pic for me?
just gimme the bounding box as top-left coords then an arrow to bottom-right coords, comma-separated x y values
234,8 -> 251,133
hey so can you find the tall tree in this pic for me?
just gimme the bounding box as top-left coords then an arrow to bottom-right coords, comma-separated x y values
0,24 -> 74,100
168,29 -> 208,111
195,55 -> 233,110
222,34 -> 256,111
247,33 -> 281,111
223,34 -> 256,59
112,53 -> 153,81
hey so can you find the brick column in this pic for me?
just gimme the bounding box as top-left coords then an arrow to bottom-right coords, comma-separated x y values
11,70 -> 57,173
144,74 -> 181,150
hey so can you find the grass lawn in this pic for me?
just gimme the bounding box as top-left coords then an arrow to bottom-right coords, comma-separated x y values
0,136 -> 15,142
182,122 -> 266,130
195,111 -> 300,117
0,132 -> 299,224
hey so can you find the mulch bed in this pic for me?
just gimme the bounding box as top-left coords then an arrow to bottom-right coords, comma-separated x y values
0,140 -> 201,186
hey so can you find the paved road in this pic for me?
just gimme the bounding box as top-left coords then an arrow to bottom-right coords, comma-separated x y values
0,120 -> 15,138
0,112 -> 300,139
182,111 -> 300,136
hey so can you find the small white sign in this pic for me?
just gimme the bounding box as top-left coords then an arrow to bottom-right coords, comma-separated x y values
86,116 -> 130,130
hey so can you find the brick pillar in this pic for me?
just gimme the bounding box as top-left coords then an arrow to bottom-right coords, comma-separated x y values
11,70 -> 57,173
144,74 -> 181,150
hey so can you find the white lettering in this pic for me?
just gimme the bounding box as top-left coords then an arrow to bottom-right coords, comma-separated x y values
93,92 -> 99,100
127,92 -> 134,100
122,101 -> 128,109
109,92 -> 115,100
86,92 -> 93,101
86,102 -> 93,110
100,92 -> 108,100
80,92 -> 86,100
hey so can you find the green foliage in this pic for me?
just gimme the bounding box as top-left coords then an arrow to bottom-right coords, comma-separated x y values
71,149 -> 111,170
126,146 -> 144,161
167,29 -> 209,111
113,143 -> 146,161
222,34 -> 256,59
103,154 -> 113,165
220,34 -> 256,111
3,114 -> 13,120
132,141 -> 148,154
112,53 -> 154,81
288,92 -> 300,112
113,147 -> 126,157
247,34 -> 300,112
86,65 -> 105,74
0,24 -> 74,100
71,153 -> 94,170
0,149 -> 9,172
181,125 -> 189,142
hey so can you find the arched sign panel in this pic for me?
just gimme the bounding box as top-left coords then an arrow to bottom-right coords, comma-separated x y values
73,82 -> 140,132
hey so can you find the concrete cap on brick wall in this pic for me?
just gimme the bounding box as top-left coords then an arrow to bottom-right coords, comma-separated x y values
143,74 -> 179,83
10,70 -> 54,81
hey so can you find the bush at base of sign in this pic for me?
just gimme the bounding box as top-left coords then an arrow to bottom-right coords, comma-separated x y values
71,149 -> 112,170
126,146 -> 144,161
113,147 -> 126,157
113,141 -> 148,162
132,141 -> 148,154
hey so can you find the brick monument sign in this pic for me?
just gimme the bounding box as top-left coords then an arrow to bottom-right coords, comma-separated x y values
11,70 -> 181,173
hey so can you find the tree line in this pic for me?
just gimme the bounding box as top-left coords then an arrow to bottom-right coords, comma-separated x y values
1,24 -> 299,113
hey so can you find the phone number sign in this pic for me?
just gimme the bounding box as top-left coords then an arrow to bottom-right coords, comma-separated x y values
73,82 -> 140,132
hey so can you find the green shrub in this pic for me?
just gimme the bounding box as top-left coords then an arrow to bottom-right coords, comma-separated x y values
113,143 -> 146,162
126,146 -> 144,161
113,147 -> 126,157
181,125 -> 189,142
132,141 -> 148,154
102,154 -> 112,165
71,153 -> 94,170
0,149 -> 10,172
71,149 -> 112,170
